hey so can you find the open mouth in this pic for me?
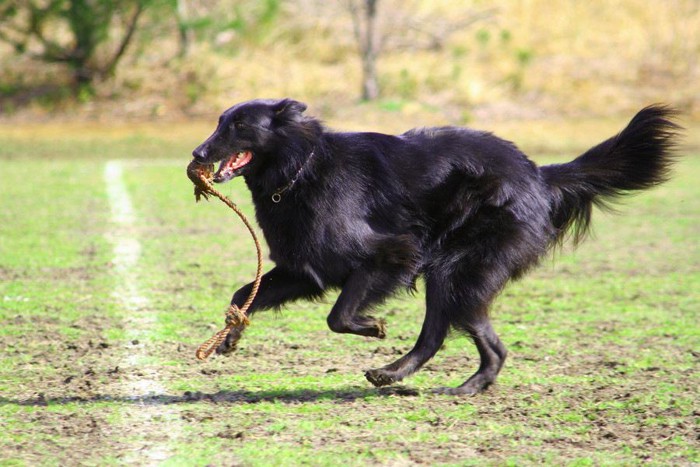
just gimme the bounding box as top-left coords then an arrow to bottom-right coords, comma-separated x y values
213,151 -> 253,183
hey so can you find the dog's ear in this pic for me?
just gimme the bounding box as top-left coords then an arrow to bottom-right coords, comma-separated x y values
272,99 -> 307,121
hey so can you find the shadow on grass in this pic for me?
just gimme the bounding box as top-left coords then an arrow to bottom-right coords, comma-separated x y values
0,385 -> 421,407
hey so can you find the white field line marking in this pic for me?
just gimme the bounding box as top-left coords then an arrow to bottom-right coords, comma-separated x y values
105,160 -> 165,395
105,160 -> 177,463
105,161 -> 147,312
104,160 -> 165,390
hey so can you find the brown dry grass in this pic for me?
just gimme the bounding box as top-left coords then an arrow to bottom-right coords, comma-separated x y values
1,0 -> 698,125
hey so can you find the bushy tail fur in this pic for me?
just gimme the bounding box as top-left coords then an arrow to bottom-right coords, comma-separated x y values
542,105 -> 681,244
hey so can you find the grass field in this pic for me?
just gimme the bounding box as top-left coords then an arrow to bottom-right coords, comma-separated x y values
0,120 -> 698,465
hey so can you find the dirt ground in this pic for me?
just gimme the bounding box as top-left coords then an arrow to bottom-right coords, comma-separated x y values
3,301 -> 698,465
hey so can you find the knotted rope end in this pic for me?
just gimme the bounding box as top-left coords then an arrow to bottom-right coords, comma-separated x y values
187,158 -> 262,362
194,308 -> 250,362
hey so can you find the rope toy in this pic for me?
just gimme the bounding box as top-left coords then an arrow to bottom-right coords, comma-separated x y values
186,160 -> 264,360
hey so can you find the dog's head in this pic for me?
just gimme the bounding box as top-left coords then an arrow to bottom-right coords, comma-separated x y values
191,98 -> 308,183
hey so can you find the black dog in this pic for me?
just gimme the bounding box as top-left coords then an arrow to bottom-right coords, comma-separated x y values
191,99 -> 679,395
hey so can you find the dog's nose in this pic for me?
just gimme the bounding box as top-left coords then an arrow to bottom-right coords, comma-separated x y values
192,146 -> 207,161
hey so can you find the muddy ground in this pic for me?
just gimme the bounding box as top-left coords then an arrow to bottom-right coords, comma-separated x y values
3,301 -> 698,465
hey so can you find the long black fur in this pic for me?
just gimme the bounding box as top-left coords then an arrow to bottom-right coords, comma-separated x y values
192,100 -> 681,395
544,105 -> 680,244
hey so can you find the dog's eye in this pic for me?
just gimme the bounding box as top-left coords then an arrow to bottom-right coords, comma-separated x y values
233,121 -> 246,130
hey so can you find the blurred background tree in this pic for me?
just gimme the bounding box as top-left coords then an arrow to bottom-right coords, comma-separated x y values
346,0 -> 493,101
0,0 -> 150,92
165,0 -> 281,57
0,0 -> 697,121
347,0 -> 380,101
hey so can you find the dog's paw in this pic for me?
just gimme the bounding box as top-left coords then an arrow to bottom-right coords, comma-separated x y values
215,341 -> 237,356
375,318 -> 387,339
432,386 -> 479,396
215,327 -> 244,356
365,368 -> 397,387
432,375 -> 494,396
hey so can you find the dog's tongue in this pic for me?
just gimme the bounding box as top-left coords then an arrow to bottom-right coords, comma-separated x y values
214,151 -> 253,182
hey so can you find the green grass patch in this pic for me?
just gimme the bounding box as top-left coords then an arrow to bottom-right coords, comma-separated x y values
0,125 -> 697,465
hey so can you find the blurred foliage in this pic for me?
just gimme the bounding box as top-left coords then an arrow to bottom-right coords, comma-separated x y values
166,0 -> 282,54
0,0 -> 698,121
0,0 -> 150,91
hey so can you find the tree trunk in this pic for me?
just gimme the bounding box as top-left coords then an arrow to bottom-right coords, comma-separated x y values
176,0 -> 195,58
349,0 -> 380,101
361,0 -> 379,101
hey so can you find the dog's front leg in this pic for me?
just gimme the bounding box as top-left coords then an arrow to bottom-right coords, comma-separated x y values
325,269 -> 392,339
216,266 -> 323,354
231,266 -> 324,314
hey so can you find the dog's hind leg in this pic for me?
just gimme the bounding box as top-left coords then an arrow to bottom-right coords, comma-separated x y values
434,317 -> 507,396
364,275 -> 451,387
433,266 -> 508,395
365,266 -> 507,394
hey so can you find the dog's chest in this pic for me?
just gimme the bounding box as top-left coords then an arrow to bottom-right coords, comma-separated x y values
256,199 -> 364,284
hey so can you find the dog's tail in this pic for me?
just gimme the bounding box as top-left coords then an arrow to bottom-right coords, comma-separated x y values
541,105 -> 681,245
